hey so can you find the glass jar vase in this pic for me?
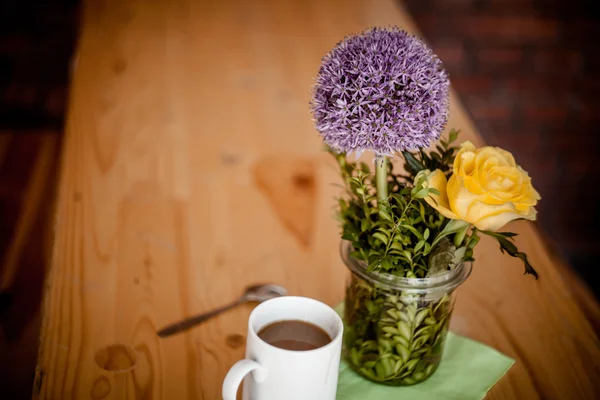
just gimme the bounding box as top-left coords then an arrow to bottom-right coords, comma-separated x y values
341,241 -> 472,386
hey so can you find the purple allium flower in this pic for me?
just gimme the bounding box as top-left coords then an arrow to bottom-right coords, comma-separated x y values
312,27 -> 450,156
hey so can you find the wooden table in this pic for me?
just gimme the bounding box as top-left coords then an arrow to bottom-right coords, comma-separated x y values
34,0 -> 600,399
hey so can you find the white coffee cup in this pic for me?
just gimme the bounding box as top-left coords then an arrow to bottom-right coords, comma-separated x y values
222,296 -> 343,400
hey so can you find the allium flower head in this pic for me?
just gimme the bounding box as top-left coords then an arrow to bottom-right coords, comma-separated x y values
312,27 -> 450,156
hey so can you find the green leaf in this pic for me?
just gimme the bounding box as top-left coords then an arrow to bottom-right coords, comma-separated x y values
495,231 -> 519,238
341,233 -> 354,241
400,224 -> 423,240
428,219 -> 470,253
414,308 -> 429,327
449,129 -> 459,143
394,359 -> 404,374
361,219 -> 370,232
467,230 -> 480,249
411,335 -> 429,351
390,238 -> 403,248
380,357 -> 394,377
405,358 -> 419,372
423,228 -> 430,240
386,309 -> 400,320
374,361 -> 386,379
414,240 -> 425,252
444,219 -> 470,233
377,228 -> 391,238
379,202 -> 391,213
381,258 -> 393,271
379,210 -> 393,222
453,223 -> 469,247
372,232 -> 389,245
414,188 -> 430,199
482,230 -> 539,279
410,347 -> 429,358
409,299 -> 421,311
382,326 -> 400,335
395,344 -> 410,362
350,347 -> 361,366
424,242 -> 431,254
397,321 -> 412,339
359,367 -> 377,381
360,162 -> 371,175
393,335 -> 410,348
367,260 -> 380,272
402,151 -> 426,173
414,326 -> 430,339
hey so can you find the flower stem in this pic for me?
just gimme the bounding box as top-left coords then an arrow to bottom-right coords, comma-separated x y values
376,156 -> 388,205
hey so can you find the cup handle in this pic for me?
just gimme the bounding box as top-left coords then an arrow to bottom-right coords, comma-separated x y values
222,359 -> 268,400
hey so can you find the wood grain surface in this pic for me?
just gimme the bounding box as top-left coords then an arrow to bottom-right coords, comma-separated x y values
34,0 -> 600,399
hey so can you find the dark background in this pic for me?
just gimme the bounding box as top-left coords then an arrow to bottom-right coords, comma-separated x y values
1,0 -> 598,398
403,0 -> 600,294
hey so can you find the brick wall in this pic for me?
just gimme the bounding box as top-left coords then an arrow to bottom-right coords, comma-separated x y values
403,0 -> 600,294
0,0 -> 78,129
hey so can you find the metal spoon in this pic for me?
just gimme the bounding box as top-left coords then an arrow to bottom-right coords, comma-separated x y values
157,283 -> 288,338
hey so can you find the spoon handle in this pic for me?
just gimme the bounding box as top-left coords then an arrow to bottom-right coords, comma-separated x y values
157,298 -> 244,338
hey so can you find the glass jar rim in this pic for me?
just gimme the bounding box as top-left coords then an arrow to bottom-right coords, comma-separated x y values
340,240 -> 472,293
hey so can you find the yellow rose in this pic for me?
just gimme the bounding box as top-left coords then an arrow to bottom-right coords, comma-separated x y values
416,141 -> 540,231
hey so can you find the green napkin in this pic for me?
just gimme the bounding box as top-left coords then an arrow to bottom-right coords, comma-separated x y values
335,305 -> 514,400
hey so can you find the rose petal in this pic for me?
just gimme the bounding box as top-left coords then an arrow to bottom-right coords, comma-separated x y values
473,207 -> 526,231
419,170 -> 459,220
447,174 -> 479,219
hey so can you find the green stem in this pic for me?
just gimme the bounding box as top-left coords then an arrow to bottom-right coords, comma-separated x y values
376,156 -> 388,205
385,197 -> 413,256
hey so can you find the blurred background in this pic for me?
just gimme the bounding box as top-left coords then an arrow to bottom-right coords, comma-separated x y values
0,0 -> 598,398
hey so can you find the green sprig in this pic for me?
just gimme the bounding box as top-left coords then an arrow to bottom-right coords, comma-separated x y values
481,230 -> 539,279
331,139 -> 470,277
402,129 -> 460,179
